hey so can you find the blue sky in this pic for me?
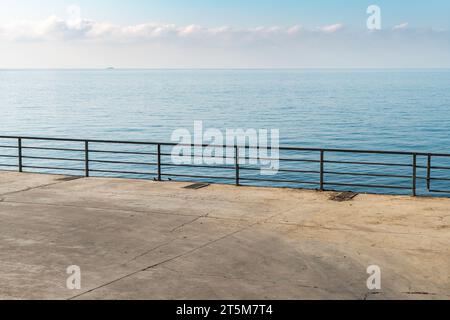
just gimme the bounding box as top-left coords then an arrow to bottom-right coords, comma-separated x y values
0,1 -> 449,68
1,0 -> 449,28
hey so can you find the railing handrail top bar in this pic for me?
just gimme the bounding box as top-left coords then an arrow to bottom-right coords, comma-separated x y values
1,135 -> 449,157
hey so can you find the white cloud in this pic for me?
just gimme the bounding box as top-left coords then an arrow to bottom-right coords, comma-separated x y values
393,22 -> 409,30
0,15 -> 101,41
319,23 -> 344,33
0,9 -> 344,43
1,6 -> 449,68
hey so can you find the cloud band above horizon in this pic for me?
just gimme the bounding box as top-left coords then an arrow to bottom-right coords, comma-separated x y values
0,6 -> 449,68
0,14 -> 348,43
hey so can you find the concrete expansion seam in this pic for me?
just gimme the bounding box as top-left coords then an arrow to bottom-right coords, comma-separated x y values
169,214 -> 209,233
67,225 -> 252,300
67,205 -> 304,299
123,205 -> 301,267
0,198 -> 207,219
0,177 -> 82,198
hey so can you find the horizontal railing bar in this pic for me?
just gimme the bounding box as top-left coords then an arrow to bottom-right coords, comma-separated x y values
173,154 -> 238,161
239,177 -> 318,185
246,157 -> 320,163
240,157 -> 321,163
22,155 -> 84,162
164,153 -> 320,163
0,164 -> 18,167
161,173 -> 236,180
0,136 -> 163,145
1,135 -> 450,156
414,176 -> 450,181
0,154 -> 18,158
161,153 -> 184,157
324,171 -> 412,179
168,155 -> 237,161
324,160 -> 413,167
324,182 -> 411,190
429,177 -> 450,182
161,163 -> 235,170
90,169 -> 155,175
23,165 -> 84,172
181,155 -> 290,162
278,158 -> 320,163
429,189 -> 450,194
187,147 -> 450,156
430,165 -> 450,170
89,159 -> 158,166
22,146 -> 84,152
0,145 -> 18,149
89,151 -> 310,161
163,155 -> 310,162
430,154 -> 450,158
89,149 -> 157,156
161,164 -> 319,174
239,167 -> 320,174
188,145 -> 441,156
161,155 -> 318,163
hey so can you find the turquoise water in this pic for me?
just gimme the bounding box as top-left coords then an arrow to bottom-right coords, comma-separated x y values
1,69 -> 450,195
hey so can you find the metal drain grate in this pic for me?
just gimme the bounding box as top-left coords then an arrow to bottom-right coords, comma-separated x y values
329,191 -> 358,202
183,183 -> 210,190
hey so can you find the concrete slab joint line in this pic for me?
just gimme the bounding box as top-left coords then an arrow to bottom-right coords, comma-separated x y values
68,226 -> 250,300
0,177 -> 83,197
68,208 -> 288,299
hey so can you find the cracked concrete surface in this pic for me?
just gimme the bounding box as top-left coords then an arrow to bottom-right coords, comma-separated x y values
0,171 -> 448,300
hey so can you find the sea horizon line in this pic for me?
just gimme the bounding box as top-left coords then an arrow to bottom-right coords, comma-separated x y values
1,67 -> 450,71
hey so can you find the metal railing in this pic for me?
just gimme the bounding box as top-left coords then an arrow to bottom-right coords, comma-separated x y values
0,135 -> 450,197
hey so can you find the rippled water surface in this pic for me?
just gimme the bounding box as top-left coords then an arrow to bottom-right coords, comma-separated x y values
1,69 -> 450,195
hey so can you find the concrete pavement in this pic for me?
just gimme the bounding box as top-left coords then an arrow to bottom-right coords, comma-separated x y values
0,171 -> 448,300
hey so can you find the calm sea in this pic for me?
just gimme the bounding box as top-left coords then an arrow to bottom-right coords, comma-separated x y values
1,69 -> 450,195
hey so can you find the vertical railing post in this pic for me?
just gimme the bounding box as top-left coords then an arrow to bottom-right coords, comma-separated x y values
427,154 -> 431,191
157,144 -> 162,181
18,138 -> 23,172
319,150 -> 324,191
235,146 -> 240,186
84,141 -> 89,177
412,153 -> 417,196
